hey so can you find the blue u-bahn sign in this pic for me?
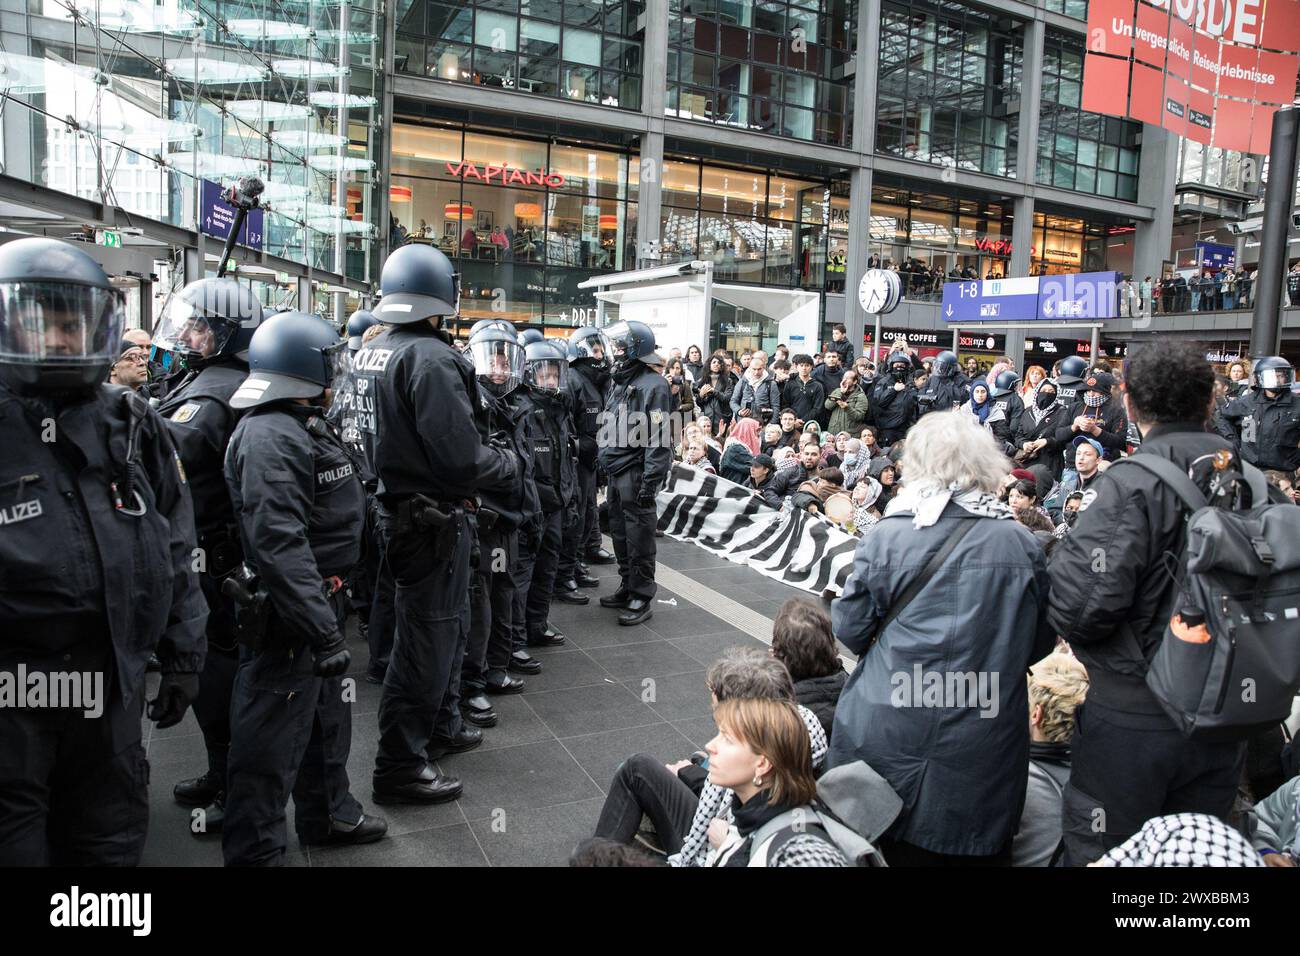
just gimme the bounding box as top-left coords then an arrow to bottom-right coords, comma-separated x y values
941,271 -> 1121,323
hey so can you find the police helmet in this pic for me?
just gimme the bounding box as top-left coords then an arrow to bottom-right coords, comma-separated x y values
469,318 -> 516,339
153,277 -> 263,370
1057,355 -> 1088,382
345,309 -> 378,350
992,369 -> 1020,397
602,320 -> 657,365
469,327 -> 525,395
525,340 -> 569,394
0,237 -> 125,394
886,350 -> 911,373
931,350 -> 958,379
375,244 -> 459,324
517,328 -> 545,347
570,326 -> 609,365
1252,356 -> 1294,391
231,311 -> 344,409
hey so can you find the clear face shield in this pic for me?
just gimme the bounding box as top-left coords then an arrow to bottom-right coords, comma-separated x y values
0,281 -> 124,381
574,333 -> 610,366
471,339 -> 525,393
602,325 -> 634,364
153,295 -> 240,365
1256,365 -> 1295,391
527,357 -> 568,394
330,342 -> 355,397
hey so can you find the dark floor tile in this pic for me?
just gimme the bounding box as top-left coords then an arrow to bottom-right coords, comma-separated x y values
558,722 -> 697,796
667,631 -> 767,668
471,797 -> 605,867
630,670 -> 713,722
586,640 -> 702,682
308,822 -> 487,867
343,717 -> 471,837
559,613 -> 666,650
671,716 -> 720,750
440,738 -> 604,820
516,647 -> 611,693
522,682 -> 660,739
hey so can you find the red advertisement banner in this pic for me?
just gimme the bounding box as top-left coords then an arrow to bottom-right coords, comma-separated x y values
1211,98 -> 1255,151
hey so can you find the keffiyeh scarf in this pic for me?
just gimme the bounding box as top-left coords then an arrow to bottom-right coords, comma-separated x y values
883,481 -> 1014,529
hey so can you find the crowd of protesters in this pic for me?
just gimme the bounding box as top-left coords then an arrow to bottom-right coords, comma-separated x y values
582,331 -> 1300,867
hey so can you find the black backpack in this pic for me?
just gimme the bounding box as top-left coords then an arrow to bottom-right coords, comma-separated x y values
1116,455 -> 1300,739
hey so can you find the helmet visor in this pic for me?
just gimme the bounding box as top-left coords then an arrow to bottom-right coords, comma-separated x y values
601,323 -> 633,360
0,282 -> 124,368
153,295 -> 240,360
527,357 -> 568,393
573,333 -> 609,364
471,339 -> 524,392
1257,365 -> 1294,390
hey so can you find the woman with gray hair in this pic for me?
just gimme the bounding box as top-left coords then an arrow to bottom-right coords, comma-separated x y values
827,409 -> 1056,866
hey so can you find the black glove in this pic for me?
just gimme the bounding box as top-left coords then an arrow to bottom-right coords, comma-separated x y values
638,487 -> 659,510
313,632 -> 351,678
148,671 -> 200,728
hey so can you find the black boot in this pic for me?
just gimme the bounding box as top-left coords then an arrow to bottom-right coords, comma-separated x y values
554,579 -> 590,605
584,547 -> 615,565
528,623 -> 566,647
173,770 -> 222,808
600,588 -> 632,609
574,566 -> 600,588
618,597 -> 653,626
426,726 -> 484,760
507,650 -> 541,675
372,766 -> 463,806
461,694 -> 499,727
301,813 -> 389,847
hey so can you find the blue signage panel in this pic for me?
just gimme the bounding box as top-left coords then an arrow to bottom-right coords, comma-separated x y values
1195,240 -> 1236,271
942,271 -> 1120,322
200,179 -> 264,251
941,276 -> 1041,323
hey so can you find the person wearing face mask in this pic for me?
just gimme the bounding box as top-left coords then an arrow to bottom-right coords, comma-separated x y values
1052,491 -> 1085,539
916,350 -> 968,418
1014,378 -> 1070,478
840,438 -> 870,489
1220,357 -> 1300,473
1056,371 -> 1128,461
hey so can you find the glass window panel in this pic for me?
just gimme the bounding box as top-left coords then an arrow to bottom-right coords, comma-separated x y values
519,19 -> 560,58
429,3 -> 473,43
475,11 -> 518,51
563,28 -> 601,66
518,55 -> 559,96
473,49 -> 517,88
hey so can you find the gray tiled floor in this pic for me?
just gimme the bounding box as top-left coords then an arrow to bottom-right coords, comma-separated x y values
139,534 -> 811,866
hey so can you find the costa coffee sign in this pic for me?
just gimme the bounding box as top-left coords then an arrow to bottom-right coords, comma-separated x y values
445,161 -> 565,188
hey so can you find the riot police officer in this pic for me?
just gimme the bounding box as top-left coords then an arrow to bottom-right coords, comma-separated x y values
460,326 -> 542,722
1053,355 -> 1089,408
346,309 -> 378,351
367,244 -> 519,804
222,311 -> 386,864
988,369 -> 1025,453
0,237 -> 207,865
555,328 -> 613,600
916,349 -> 968,417
153,277 -> 263,828
512,340 -> 574,653
596,320 -> 672,626
869,350 -> 919,444
1221,357 -> 1300,472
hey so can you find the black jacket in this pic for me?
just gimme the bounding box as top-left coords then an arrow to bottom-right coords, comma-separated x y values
568,361 -> 610,469
360,323 -> 517,504
518,389 -> 572,514
226,405 -> 364,649
916,374 -> 968,418
1047,425 -> 1255,715
769,463 -> 812,502
694,371 -> 736,424
1220,387 -> 1300,472
744,472 -> 783,509
826,338 -> 855,366
794,670 -> 848,742
598,360 -> 673,496
159,363 -> 247,538
783,375 -> 825,425
1054,395 -> 1128,461
869,378 -> 919,434
1014,402 -> 1072,478
479,385 -> 541,533
0,383 -> 207,719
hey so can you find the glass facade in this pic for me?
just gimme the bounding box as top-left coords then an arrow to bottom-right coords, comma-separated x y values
658,156 -> 838,290
1030,211 -> 1134,276
1043,0 -> 1088,18
1038,31 -> 1140,201
395,0 -> 644,110
875,0 -> 1022,178
868,182 -> 1015,281
7,0 -> 384,283
390,122 -> 637,329
665,0 -> 855,147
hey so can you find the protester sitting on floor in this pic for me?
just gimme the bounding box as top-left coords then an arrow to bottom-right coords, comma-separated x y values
1014,505 -> 1056,536
791,466 -> 845,515
684,439 -> 717,475
1008,478 -> 1052,525
590,648 -> 827,864
840,438 -> 870,490
744,453 -> 781,508
1052,491 -> 1084,539
1012,652 -> 1088,867
703,698 -> 847,867
760,422 -> 783,456
770,600 -> 848,742
719,417 -> 761,484
851,476 -> 884,532
1093,814 -> 1264,867
569,837 -> 667,867
867,457 -> 898,512
1244,773 -> 1299,866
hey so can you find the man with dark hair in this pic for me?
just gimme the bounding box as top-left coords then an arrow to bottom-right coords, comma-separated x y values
811,349 -> 843,427
1048,342 -> 1255,866
775,407 -> 801,450
744,453 -> 782,508
826,323 -> 855,366
784,354 -> 825,425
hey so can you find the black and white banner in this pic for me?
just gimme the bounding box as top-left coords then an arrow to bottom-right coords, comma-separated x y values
655,465 -> 859,596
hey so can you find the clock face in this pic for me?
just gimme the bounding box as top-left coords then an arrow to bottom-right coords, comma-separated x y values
858,269 -> 898,314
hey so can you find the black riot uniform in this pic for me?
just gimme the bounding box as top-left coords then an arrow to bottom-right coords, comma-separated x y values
1220,358 -> 1300,472
512,340 -> 575,652
154,277 -> 264,820
221,311 -> 385,864
596,321 -> 673,626
988,370 -> 1026,456
1053,355 -> 1089,409
367,244 -> 519,804
556,328 -> 614,591
460,326 -> 542,722
869,352 -> 920,444
916,350 -> 968,418
0,238 -> 207,865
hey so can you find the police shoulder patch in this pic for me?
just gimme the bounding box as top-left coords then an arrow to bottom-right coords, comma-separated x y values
170,402 -> 202,424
